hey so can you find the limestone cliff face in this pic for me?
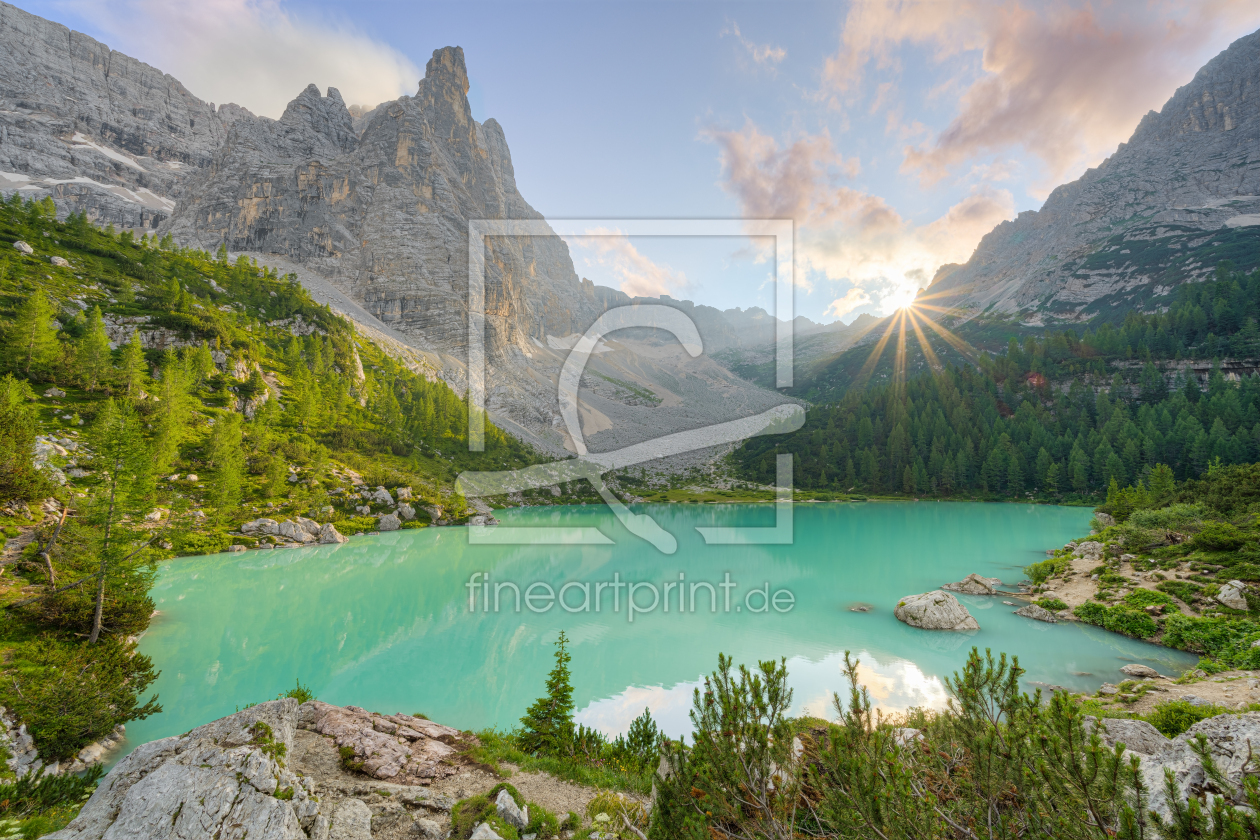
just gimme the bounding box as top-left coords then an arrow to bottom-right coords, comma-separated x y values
926,28 -> 1260,323
0,0 -> 256,228
166,47 -> 600,361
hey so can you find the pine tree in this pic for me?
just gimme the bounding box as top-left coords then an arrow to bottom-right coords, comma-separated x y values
151,354 -> 194,476
76,306 -> 113,391
0,375 -> 50,500
518,631 -> 575,756
116,329 -> 147,398
5,287 -> 60,377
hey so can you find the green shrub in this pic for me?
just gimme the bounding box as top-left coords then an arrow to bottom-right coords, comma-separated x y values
1025,556 -> 1068,585
1128,503 -> 1205,531
452,783 -> 527,839
1144,699 -> 1230,738
1157,580 -> 1203,603
1035,598 -> 1069,611
338,746 -> 363,773
0,638 -> 161,761
281,678 -> 315,704
1122,589 -> 1175,609
1194,520 -> 1248,551
1072,603 -> 1158,638
170,530 -> 232,555
0,764 -> 102,819
336,515 -> 377,534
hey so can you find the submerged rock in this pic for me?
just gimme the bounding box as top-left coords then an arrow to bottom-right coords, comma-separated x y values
941,573 -> 1001,595
894,591 -> 979,631
1014,604 -> 1058,623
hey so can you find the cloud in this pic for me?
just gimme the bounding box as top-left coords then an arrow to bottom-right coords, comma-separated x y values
708,120 -> 1015,318
721,21 -> 787,68
824,288 -> 872,320
64,0 -> 420,118
566,228 -> 689,299
825,0 -> 1260,189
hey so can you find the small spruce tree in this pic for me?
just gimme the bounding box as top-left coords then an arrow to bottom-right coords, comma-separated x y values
76,306 -> 113,391
518,631 -> 575,756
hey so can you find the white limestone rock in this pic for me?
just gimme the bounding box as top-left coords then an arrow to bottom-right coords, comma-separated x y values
277,520 -> 315,544
328,799 -> 372,840
242,518 -> 281,536
495,788 -> 528,830
1217,580 -> 1249,610
1014,604 -> 1058,623
1138,713 -> 1260,822
397,503 -> 416,521
1120,663 -> 1162,679
941,573 -> 1001,595
894,591 -> 980,631
318,523 -> 349,544
378,512 -> 401,532
1085,717 -> 1171,757
45,700 -> 318,840
12,240 -> 33,255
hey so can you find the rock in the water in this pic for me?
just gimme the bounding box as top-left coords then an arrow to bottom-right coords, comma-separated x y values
941,573 -> 1001,595
242,517 -> 281,536
12,240 -> 33,255
277,519 -> 316,544
1120,664 -> 1161,679
318,523 -> 349,544
496,788 -> 528,829
45,700 -> 320,840
1217,580 -> 1249,610
1014,604 -> 1058,623
295,516 -> 321,537
894,591 -> 979,631
1138,713 -> 1260,822
1084,717 -> 1171,756
471,824 -> 504,840
378,512 -> 402,532
328,799 -> 372,840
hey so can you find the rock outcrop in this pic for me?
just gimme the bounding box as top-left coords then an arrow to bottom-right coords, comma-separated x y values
1084,717 -> 1171,757
1137,712 -> 1260,822
924,29 -> 1260,324
297,701 -> 467,784
894,591 -> 980,631
46,700 -> 319,840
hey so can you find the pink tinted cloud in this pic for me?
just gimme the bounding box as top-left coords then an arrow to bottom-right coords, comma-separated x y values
826,0 -> 1260,188
566,229 -> 688,299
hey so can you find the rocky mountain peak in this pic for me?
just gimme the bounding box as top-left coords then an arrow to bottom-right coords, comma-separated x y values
278,83 -> 357,154
420,46 -> 470,97
924,26 -> 1260,324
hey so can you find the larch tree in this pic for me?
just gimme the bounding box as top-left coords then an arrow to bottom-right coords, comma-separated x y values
76,306 -> 113,391
6,287 -> 60,377
207,411 -> 246,517
116,328 -> 148,398
86,398 -> 151,643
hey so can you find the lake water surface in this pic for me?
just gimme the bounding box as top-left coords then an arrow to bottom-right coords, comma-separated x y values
127,502 -> 1196,750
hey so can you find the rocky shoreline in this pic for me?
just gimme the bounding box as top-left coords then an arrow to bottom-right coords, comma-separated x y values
42,699 -> 607,840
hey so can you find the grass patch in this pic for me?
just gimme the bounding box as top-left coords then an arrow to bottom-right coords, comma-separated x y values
467,729 -> 652,796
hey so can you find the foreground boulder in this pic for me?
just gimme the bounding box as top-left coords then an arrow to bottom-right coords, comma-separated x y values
942,574 -> 1001,595
1119,663 -> 1162,679
894,591 -> 980,631
47,700 -> 319,839
1138,712 -> 1260,822
1084,717 -> 1171,756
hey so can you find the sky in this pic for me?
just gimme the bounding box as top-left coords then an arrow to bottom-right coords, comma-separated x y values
25,0 -> 1260,324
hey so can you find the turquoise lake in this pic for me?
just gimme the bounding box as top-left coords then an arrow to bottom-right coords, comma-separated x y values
126,502 -> 1197,751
